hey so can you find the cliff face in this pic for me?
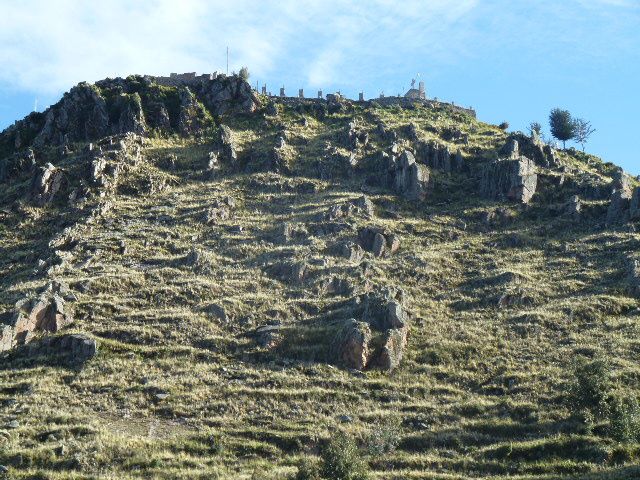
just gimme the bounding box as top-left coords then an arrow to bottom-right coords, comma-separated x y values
0,73 -> 260,155
0,77 -> 639,479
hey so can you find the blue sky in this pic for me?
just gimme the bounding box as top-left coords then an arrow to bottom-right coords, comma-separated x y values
0,0 -> 638,174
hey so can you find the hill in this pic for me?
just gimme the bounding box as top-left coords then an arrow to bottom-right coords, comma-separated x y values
0,73 -> 639,479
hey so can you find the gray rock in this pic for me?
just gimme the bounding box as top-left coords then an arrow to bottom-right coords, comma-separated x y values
630,187 -> 640,221
330,319 -> 371,371
391,151 -> 429,201
358,227 -> 400,257
606,175 -> 633,225
30,163 -> 66,206
480,156 -> 537,204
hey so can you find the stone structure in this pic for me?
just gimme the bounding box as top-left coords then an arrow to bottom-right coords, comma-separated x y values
145,72 -> 216,88
404,79 -> 426,100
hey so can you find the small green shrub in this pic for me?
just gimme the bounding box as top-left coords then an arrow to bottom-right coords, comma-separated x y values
567,357 -> 611,420
498,121 -> 509,130
320,432 -> 369,480
365,418 -> 402,455
294,458 -> 321,480
607,395 -> 640,443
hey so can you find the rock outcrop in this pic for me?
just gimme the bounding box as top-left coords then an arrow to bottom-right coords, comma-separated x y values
30,163 -> 66,205
1,288 -> 73,352
416,141 -> 464,173
331,288 -> 409,371
358,227 -> 400,257
33,83 -> 109,147
606,174 -> 633,225
630,187 -> 640,221
480,156 -> 538,204
389,151 -> 429,201
21,334 -> 98,364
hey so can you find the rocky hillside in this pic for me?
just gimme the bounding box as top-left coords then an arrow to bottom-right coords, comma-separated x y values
0,73 -> 639,479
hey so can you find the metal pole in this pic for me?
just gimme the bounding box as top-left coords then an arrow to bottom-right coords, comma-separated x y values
226,47 -> 229,75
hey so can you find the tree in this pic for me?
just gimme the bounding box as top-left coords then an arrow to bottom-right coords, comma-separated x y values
239,66 -> 250,82
573,118 -> 595,152
529,122 -> 542,138
549,108 -> 576,148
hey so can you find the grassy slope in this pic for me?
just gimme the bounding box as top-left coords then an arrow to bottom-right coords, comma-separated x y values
0,100 -> 639,479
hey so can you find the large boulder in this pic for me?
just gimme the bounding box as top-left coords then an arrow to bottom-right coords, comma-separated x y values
358,227 -> 400,258
30,163 -> 66,205
390,151 -> 429,201
22,334 -> 98,365
480,156 -> 537,204
416,141 -> 464,173
331,288 -> 410,371
500,133 -> 555,168
177,87 -> 208,136
1,289 -> 74,352
606,175 -> 633,225
331,320 -> 372,371
197,75 -> 260,116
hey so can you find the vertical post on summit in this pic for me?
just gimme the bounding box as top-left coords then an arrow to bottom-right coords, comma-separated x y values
226,46 -> 229,75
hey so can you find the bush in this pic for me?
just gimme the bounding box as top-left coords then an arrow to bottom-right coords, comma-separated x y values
498,121 -> 509,130
607,395 -> 640,443
294,458 -> 321,480
320,432 -> 369,480
549,108 -> 576,148
365,418 -> 402,455
567,357 -> 612,420
239,66 -> 250,82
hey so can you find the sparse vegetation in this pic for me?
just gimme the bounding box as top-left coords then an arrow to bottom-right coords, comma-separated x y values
0,75 -> 639,479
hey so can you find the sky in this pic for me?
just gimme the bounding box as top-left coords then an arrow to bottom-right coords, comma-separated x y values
0,0 -> 638,174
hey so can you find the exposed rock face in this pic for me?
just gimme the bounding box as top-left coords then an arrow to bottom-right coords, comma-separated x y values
390,151 -> 429,201
341,120 -> 369,150
338,241 -> 365,262
416,141 -> 464,173
332,320 -> 372,371
197,75 -> 260,116
34,83 -> 109,147
31,163 -> 66,205
629,187 -> 640,221
0,148 -> 36,182
628,258 -> 640,297
480,156 -> 537,204
606,175 -> 633,225
22,334 -> 98,364
331,288 -> 409,371
1,289 -> 73,352
267,261 -> 308,285
565,195 -> 582,218
177,87 -> 207,136
325,196 -> 374,221
358,227 -> 400,257
115,93 -> 147,135
501,133 -> 556,168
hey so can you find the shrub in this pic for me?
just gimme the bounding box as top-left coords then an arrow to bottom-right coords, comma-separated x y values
498,121 -> 509,130
239,66 -> 250,82
320,432 -> 369,480
365,418 -> 402,455
294,458 -> 321,480
607,394 -> 640,443
567,357 -> 612,420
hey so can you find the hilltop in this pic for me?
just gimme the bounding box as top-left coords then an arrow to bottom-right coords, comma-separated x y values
0,72 -> 639,480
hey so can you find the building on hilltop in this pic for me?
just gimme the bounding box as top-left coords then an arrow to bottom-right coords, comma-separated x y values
404,79 -> 426,100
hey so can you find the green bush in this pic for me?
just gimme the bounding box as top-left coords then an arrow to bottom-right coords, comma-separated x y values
294,458 -> 321,480
365,418 -> 402,455
320,432 -> 369,480
607,395 -> 640,443
567,357 -> 611,420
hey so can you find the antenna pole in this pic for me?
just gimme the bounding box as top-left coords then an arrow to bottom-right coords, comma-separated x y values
226,47 -> 229,75
34,98 -> 38,112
